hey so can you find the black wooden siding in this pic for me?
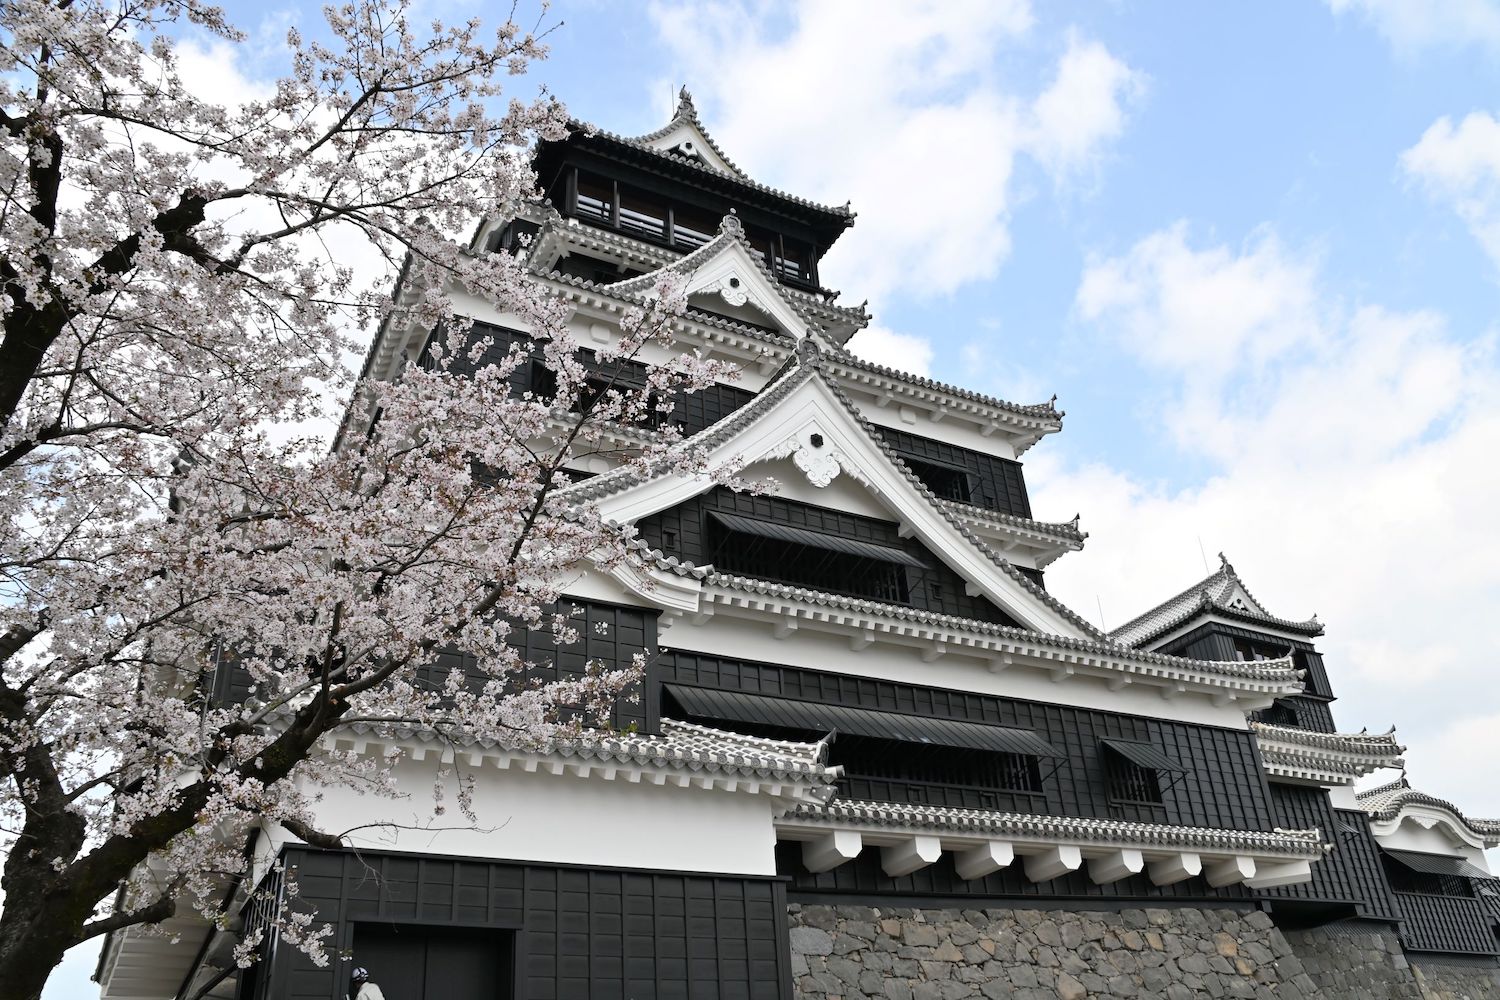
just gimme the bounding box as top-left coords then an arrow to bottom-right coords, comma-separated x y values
1393,889 -> 1500,956
1155,622 -> 1335,704
210,599 -> 659,733
637,488 -> 1021,625
652,652 -> 1279,833
873,427 -> 1033,519
425,322 -> 754,437
255,847 -> 790,1000
1259,784 -> 1399,921
424,599 -> 659,732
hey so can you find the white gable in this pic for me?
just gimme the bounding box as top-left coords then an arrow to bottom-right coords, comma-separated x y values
643,120 -> 742,177
611,225 -> 814,341
678,239 -> 811,338
592,371 -> 1091,639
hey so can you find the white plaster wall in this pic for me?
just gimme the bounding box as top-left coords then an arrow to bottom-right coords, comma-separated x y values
1327,784 -> 1361,810
661,614 -> 1256,730
741,457 -> 894,520
1375,817 -> 1492,871
301,754 -> 782,876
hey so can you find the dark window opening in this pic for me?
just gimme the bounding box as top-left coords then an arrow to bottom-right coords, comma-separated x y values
1106,754 -> 1163,804
489,219 -> 540,254
619,188 -> 669,241
832,736 -> 1043,809
672,204 -> 719,251
902,456 -> 975,503
1382,856 -> 1475,898
557,168 -> 822,288
706,516 -> 912,604
1100,739 -> 1183,807
1255,700 -> 1302,727
1234,639 -> 1276,662
350,922 -> 513,1000
574,172 -> 614,224
836,738 -> 1042,792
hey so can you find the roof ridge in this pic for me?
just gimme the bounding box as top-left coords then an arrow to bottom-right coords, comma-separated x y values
822,340 -> 1065,422
569,119 -> 854,221
803,354 -> 1106,640
627,87 -> 748,180
1355,780 -> 1500,843
1109,554 -> 1322,648
697,572 -> 1301,686
790,799 -> 1326,857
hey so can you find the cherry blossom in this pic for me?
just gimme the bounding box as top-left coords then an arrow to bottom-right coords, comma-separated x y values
0,3 -> 736,996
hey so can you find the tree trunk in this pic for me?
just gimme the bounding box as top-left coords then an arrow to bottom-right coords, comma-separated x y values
0,869 -> 102,1000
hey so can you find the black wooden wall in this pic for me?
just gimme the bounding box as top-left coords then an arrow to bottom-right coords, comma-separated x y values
1154,622 -> 1337,733
637,488 -> 1021,625
211,599 -> 659,733
1259,783 -> 1399,922
651,652 -> 1279,834
424,599 -> 659,732
425,322 -> 755,437
873,426 -> 1033,519
254,847 -> 791,1000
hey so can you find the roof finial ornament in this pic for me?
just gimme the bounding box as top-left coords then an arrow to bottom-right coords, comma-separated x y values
676,86 -> 696,114
797,334 -> 822,366
718,209 -> 743,237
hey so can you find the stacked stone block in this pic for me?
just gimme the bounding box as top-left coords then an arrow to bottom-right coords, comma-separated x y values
788,903 -> 1304,1000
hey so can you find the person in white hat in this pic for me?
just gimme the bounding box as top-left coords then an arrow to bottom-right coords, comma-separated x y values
348,966 -> 387,1000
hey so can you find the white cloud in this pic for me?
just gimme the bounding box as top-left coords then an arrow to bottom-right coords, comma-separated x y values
1036,223 -> 1500,822
1327,0 -> 1500,57
1029,34 -> 1144,176
845,325 -> 935,376
1401,111 -> 1500,271
648,1 -> 1142,301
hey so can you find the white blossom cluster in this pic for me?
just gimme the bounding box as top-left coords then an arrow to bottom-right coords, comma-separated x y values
0,2 -> 740,993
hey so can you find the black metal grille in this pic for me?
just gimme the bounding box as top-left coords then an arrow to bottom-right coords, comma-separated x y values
837,739 -> 1043,809
1105,751 -> 1163,805
1382,854 -> 1476,898
902,457 -> 974,503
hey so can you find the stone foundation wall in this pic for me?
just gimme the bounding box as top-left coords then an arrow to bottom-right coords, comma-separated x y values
788,902 -> 1305,999
1279,923 -> 1423,999
786,904 -> 1500,1000
1279,922 -> 1500,1000
1411,959 -> 1500,1000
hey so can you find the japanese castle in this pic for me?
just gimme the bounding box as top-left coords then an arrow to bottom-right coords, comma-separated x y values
97,92 -> 1500,1000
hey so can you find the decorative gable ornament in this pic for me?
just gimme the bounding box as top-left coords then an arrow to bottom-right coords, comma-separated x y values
789,431 -> 841,488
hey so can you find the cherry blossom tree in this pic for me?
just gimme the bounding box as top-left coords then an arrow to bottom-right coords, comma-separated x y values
0,3 -> 732,997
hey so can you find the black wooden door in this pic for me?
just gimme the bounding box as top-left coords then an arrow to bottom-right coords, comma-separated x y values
351,924 -> 509,1000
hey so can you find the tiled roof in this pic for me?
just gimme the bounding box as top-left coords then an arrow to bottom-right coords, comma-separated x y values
531,230 -> 1058,434
786,799 -> 1326,859
1356,778 -> 1500,846
1251,724 -> 1405,784
1109,553 -> 1323,649
569,113 -> 853,223
690,572 -> 1303,695
935,500 -> 1086,559
819,343 -> 1065,428
340,716 -> 841,789
558,342 -> 1105,641
628,88 -> 750,180
523,213 -> 870,335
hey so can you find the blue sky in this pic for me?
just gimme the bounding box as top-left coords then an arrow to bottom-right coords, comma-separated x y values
46,2 -> 1500,996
